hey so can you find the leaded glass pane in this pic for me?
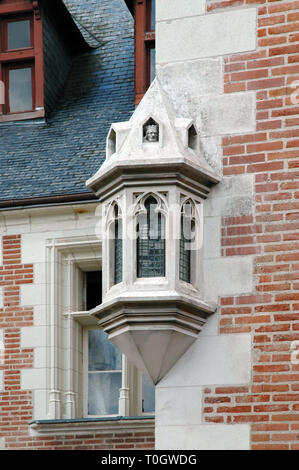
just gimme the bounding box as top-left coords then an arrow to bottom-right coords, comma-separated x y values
88,372 -> 121,415
179,216 -> 191,283
88,329 -> 122,372
114,215 -> 123,284
137,197 -> 165,278
7,20 -> 31,50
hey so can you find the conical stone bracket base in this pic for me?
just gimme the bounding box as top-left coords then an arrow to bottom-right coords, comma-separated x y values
91,295 -> 216,384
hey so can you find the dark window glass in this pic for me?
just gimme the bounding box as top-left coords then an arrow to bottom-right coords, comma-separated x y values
8,67 -> 32,112
7,20 -> 31,50
137,196 -> 165,278
179,216 -> 191,283
86,271 -> 102,310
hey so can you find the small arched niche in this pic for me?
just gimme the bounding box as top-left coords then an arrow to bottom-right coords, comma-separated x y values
188,124 -> 198,151
143,118 -> 159,144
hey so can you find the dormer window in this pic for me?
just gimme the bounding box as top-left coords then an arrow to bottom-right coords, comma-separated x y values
0,1 -> 44,122
0,0 -> 90,124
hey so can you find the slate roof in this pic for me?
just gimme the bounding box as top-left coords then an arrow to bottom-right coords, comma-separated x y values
0,0 -> 134,205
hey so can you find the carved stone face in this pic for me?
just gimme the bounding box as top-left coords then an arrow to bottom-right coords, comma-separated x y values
145,125 -> 159,142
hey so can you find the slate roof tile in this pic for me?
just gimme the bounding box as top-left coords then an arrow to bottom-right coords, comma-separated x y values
0,0 -> 134,202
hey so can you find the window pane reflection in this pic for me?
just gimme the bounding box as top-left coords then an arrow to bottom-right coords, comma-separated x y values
88,372 -> 122,415
88,329 -> 122,371
7,20 -> 31,50
9,67 -> 32,112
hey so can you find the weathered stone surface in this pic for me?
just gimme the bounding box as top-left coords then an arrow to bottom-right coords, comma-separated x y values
156,8 -> 257,64
204,175 -> 254,217
158,333 -> 252,387
157,58 -> 223,99
155,424 -> 251,450
157,0 -> 206,22
203,257 -> 254,301
156,387 -> 204,426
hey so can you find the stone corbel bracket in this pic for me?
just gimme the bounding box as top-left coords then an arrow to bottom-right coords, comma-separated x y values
91,294 -> 216,385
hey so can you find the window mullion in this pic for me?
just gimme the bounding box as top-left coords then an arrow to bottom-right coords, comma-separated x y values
119,355 -> 130,416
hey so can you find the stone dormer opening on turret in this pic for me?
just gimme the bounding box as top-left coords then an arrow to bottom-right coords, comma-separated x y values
188,124 -> 199,151
107,128 -> 117,159
0,0 -> 90,123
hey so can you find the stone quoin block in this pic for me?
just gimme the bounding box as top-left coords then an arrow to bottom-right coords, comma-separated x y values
156,8 -> 257,64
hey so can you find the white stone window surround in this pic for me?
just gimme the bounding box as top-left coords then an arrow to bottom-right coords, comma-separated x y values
44,235 -> 152,423
45,236 -> 102,421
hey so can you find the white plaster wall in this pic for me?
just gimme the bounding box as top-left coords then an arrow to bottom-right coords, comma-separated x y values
155,0 -> 258,451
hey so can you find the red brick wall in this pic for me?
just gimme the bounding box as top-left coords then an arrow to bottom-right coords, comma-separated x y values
0,235 -> 155,450
203,0 -> 299,450
7,430 -> 155,450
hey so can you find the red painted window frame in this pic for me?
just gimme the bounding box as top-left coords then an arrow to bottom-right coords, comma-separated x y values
0,0 -> 44,123
134,0 -> 155,105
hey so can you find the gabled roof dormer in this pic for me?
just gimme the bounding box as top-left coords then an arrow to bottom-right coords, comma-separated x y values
0,0 -> 91,123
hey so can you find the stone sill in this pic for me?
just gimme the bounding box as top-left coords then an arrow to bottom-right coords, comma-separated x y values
29,416 -> 155,436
